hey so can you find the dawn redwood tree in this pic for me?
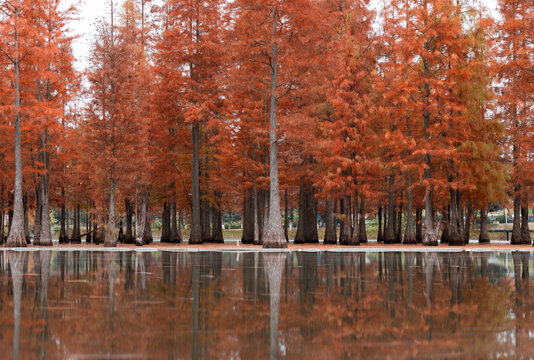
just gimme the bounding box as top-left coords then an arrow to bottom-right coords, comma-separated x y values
0,0 -> 44,247
155,0 -> 225,245
84,0 -> 144,247
495,0 -> 533,245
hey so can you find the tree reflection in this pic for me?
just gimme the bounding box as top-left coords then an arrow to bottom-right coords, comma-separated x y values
8,251 -> 27,360
264,252 -> 287,360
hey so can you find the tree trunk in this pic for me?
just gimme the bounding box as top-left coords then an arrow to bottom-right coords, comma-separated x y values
463,203 -> 472,244
143,199 -> 153,244
404,174 -> 416,244
479,209 -> 490,243
34,184 -> 42,246
340,196 -> 352,245
521,204 -> 531,244
262,8 -> 286,249
104,177 -> 117,247
304,182 -> 318,243
441,209 -> 450,244
253,181 -> 261,245
125,198 -> 133,243
351,194 -> 359,243
294,182 -> 305,244
384,175 -> 395,244
358,195 -> 366,244
189,123 -> 202,244
241,194 -> 254,244
284,189 -> 289,242
324,199 -> 336,244
212,205 -> 224,243
6,14 -> 25,247
170,200 -> 181,243
448,189 -> 462,245
161,202 -> 171,243
511,191 -> 521,244
416,208 -> 423,243
377,206 -> 383,242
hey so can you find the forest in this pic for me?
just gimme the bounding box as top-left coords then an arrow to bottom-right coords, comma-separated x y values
0,0 -> 532,248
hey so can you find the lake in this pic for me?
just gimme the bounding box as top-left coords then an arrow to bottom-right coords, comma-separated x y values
0,249 -> 531,359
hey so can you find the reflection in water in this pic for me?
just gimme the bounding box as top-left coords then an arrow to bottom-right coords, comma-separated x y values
0,250 -> 532,359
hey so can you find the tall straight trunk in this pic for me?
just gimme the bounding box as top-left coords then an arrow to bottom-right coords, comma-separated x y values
340,196 -> 352,245
448,189 -> 462,245
161,202 -> 171,242
324,199 -> 336,244
190,123 -> 202,244
396,193 -> 402,243
262,9 -> 285,248
241,194 -> 254,244
104,178 -> 117,247
6,9 -> 25,247
253,182 -> 261,245
170,200 -> 181,243
294,182 -> 305,244
521,204 -> 531,244
463,203 -> 472,244
422,55 -> 437,246
212,205 -> 224,243
200,200 -> 211,242
511,191 -> 521,244
86,212 -> 92,243
441,208 -> 450,244
143,198 -> 153,244
34,184 -> 42,246
39,85 -> 52,246
377,206 -> 383,242
304,182 -> 318,243
358,196 -> 367,244
125,198 -> 133,243
23,195 -> 30,244
284,189 -> 289,242
384,175 -> 395,243
416,208 -> 423,243
404,174 -> 416,244
479,209 -> 490,243
351,194 -> 359,243
59,192 -> 67,243
135,193 -> 147,246
0,186 -> 4,243
72,205 -> 81,243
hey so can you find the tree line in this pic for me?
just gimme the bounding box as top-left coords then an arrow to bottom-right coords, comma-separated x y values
0,0 -> 532,248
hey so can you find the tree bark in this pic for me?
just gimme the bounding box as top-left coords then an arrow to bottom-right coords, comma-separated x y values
511,191 -> 521,244
241,194 -> 254,244
377,206 -> 383,242
189,123 -> 202,244
324,198 -> 336,244
6,10 -> 25,247
416,208 -> 423,243
521,204 -> 531,244
125,198 -> 133,243
170,200 -> 182,243
404,174 -> 416,244
479,209 -> 490,243
384,175 -> 395,243
284,189 -> 289,242
104,177 -> 117,247
262,10 -> 286,248
161,202 -> 171,242
340,196 -> 352,245
358,195 -> 367,244
294,182 -> 305,244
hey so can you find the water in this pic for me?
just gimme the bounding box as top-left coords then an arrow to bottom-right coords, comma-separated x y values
0,250 -> 532,359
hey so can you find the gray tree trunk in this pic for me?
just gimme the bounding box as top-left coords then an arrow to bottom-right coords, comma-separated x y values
6,10 -> 25,247
190,123 -> 202,244
104,177 -> 117,247
384,175 -> 395,243
479,209 -> 490,243
404,173 -> 416,244
262,8 -> 286,248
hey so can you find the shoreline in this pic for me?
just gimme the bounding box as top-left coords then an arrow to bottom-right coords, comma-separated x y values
3,240 -> 534,252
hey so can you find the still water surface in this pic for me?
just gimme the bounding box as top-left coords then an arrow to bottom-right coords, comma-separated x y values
0,250 -> 532,359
